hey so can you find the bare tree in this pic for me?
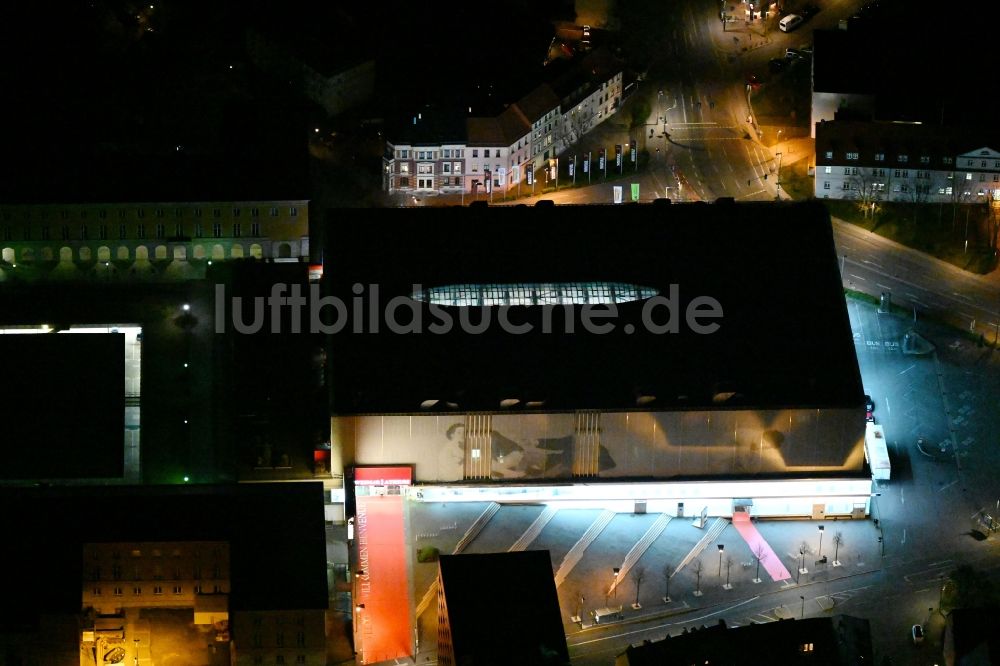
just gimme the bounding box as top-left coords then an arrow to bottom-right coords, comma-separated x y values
630,565 -> 646,609
832,532 -> 844,566
661,562 -> 673,602
752,543 -> 768,583
692,558 -> 704,596
848,168 -> 885,218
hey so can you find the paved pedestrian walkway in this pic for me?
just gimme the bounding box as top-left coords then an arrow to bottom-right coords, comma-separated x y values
732,511 -> 791,581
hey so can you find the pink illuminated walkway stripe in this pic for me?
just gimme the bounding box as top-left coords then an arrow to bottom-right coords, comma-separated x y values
732,512 -> 791,582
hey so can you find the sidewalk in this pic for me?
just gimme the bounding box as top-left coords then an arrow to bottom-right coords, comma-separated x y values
565,517 -> 882,633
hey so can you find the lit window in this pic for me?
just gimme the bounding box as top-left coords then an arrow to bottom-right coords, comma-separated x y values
846,152 -> 859,160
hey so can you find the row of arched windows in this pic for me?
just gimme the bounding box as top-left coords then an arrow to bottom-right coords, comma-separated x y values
1,243 -> 267,264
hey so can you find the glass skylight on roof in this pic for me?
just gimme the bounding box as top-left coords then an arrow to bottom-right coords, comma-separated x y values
413,282 -> 659,306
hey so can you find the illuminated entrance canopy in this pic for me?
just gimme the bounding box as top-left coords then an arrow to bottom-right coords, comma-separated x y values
413,282 -> 660,307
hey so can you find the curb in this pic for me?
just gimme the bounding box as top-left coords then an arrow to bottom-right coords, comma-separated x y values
566,564 -> 883,636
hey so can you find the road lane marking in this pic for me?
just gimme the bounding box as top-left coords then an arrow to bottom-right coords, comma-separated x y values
899,365 -> 915,375
885,397 -> 891,415
939,479 -> 958,492
876,283 -> 892,290
849,274 -> 867,281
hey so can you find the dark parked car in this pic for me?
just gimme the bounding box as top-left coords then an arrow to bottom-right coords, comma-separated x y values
769,58 -> 789,73
785,48 -> 807,60
801,3 -> 820,18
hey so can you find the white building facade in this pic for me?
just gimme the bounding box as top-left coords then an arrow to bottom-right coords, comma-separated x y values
815,121 -> 1000,205
382,52 -> 623,197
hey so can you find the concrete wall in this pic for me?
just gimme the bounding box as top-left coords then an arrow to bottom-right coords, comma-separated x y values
332,408 -> 866,484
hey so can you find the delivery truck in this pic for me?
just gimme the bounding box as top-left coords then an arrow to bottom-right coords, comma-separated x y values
864,422 -> 890,481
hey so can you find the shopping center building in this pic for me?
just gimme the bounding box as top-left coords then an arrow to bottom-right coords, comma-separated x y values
326,201 -> 871,662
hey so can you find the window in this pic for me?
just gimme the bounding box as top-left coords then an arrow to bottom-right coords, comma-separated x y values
800,643 -> 814,653
155,224 -> 164,239
251,222 -> 260,236
213,208 -> 221,218
153,586 -> 163,595
846,152 -> 859,160
967,173 -> 973,181
898,154 -> 908,163
93,587 -> 101,596
824,151 -> 833,159
400,149 -> 409,159
399,163 -> 409,174
296,632 -> 305,647
943,157 -> 953,165
983,161 -> 989,168
233,223 -> 241,238
174,208 -> 183,217
454,162 -> 462,174
472,149 -> 479,157
277,633 -> 285,648
443,163 -> 451,174
920,155 -> 930,164
270,207 -> 278,216
41,226 -> 50,241
824,166 -> 832,174
484,149 -> 490,158
99,210 -> 107,219
154,208 -> 163,218
114,586 -> 123,596
289,207 -> 298,216
251,207 -> 259,217
945,186 -> 953,195
874,168 -> 886,177
823,181 -> 830,189
842,181 -> 850,190
174,223 -> 182,237
980,174 -> 986,182
137,208 -> 145,218
443,149 -> 451,158
173,585 -> 182,594
213,223 -> 222,238
133,587 -> 142,595
195,223 -> 203,238
119,224 -> 127,240
137,224 -> 146,239
80,225 -> 89,240
874,152 -> 885,162
233,208 -> 241,217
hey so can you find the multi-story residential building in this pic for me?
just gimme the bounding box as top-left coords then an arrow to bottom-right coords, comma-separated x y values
0,200 -> 309,282
382,49 -> 623,197
814,120 -> 1000,205
82,541 -> 230,616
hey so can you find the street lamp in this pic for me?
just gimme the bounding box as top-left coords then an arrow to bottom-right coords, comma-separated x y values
613,567 -> 620,600
817,525 -> 825,558
775,151 -> 783,200
182,303 -> 190,312
717,544 -> 725,576
800,595 -> 805,619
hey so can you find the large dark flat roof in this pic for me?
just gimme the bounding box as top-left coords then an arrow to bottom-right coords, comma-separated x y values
326,201 -> 863,414
0,333 -> 124,479
0,483 -> 328,619
439,551 -> 568,666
